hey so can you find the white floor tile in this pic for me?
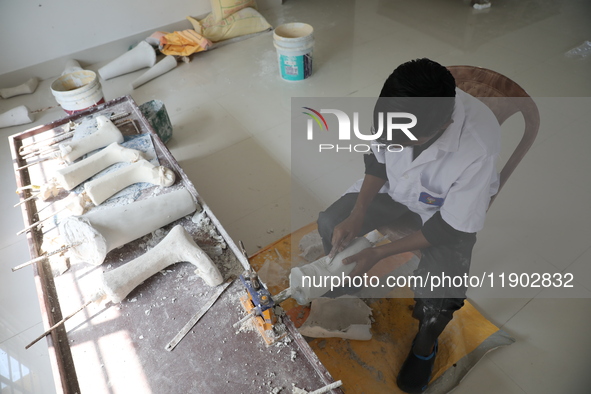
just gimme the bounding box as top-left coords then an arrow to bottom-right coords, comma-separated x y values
178,137 -> 290,228
488,298 -> 591,394
451,354 -> 526,394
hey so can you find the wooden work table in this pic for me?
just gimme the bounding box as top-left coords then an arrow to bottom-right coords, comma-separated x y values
9,96 -> 341,394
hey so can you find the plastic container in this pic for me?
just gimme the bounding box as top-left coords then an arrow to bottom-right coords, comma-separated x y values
50,70 -> 105,115
273,23 -> 314,81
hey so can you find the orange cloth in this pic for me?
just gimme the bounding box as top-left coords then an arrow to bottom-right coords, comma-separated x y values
160,30 -> 212,56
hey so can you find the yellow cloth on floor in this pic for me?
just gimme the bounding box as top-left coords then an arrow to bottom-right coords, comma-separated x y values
160,30 -> 212,56
249,223 -> 507,393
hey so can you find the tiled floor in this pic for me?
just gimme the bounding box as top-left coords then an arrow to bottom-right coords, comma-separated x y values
1,0 -> 590,393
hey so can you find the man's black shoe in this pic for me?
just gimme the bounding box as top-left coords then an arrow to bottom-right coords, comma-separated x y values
396,339 -> 438,393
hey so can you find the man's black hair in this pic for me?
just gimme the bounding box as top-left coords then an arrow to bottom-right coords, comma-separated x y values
374,58 -> 456,142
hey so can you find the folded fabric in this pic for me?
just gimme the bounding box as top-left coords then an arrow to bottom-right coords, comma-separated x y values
160,30 -> 212,56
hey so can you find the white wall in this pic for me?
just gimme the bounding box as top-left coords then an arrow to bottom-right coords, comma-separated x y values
0,0 -> 212,76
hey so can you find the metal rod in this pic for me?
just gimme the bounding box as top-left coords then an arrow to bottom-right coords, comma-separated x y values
14,192 -> 39,208
165,279 -> 233,351
11,242 -> 80,272
16,206 -> 67,236
25,299 -> 93,350
19,130 -> 75,156
308,380 -> 343,394
232,310 -> 255,329
21,146 -> 60,161
16,157 -> 53,171
110,112 -> 130,121
272,288 -> 292,305
19,121 -> 75,152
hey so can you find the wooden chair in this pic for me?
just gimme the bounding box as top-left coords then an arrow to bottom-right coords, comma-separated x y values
379,65 -> 540,242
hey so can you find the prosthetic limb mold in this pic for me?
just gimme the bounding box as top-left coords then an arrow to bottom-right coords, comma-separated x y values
290,237 -> 372,305
131,55 -> 177,89
58,188 -> 197,266
0,77 -> 39,99
98,41 -> 156,80
53,142 -> 143,191
59,115 -> 124,164
84,159 -> 175,205
0,106 -> 34,129
101,224 -> 223,303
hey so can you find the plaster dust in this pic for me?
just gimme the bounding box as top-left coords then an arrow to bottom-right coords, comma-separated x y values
298,230 -> 324,262
298,297 -> 373,341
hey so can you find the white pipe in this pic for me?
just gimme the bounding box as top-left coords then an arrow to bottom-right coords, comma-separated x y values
0,77 -> 39,99
59,115 -> 124,164
101,224 -> 223,303
84,160 -> 176,206
54,142 -> 143,191
59,188 -> 197,266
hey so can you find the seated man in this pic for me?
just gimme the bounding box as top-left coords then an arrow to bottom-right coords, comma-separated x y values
317,58 -> 501,393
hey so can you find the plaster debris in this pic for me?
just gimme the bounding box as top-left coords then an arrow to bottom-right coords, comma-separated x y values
298,230 -> 324,262
298,297 -> 373,340
129,297 -> 137,302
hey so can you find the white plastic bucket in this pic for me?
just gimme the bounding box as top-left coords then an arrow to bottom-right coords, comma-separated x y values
50,70 -> 105,115
273,23 -> 314,81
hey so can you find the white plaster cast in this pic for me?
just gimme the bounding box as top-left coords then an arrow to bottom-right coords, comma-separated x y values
59,188 -> 197,266
101,224 -> 223,303
131,55 -> 177,89
0,77 -> 39,99
62,59 -> 83,75
59,115 -> 124,164
98,41 -> 156,80
298,297 -> 373,340
84,159 -> 176,206
0,105 -> 34,129
290,237 -> 372,305
54,142 -> 143,191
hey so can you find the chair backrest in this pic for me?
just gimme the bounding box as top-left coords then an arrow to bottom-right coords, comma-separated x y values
447,66 -> 540,205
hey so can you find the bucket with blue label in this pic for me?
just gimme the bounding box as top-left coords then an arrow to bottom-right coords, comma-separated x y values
273,23 -> 314,82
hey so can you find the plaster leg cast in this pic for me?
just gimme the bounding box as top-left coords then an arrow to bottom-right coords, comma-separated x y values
53,142 -> 143,191
59,115 -> 124,164
62,59 -> 83,75
59,188 -> 197,266
0,77 -> 39,99
84,159 -> 176,205
101,224 -> 223,303
98,41 -> 156,80
0,106 -> 34,129
290,237 -> 372,305
131,55 -> 178,89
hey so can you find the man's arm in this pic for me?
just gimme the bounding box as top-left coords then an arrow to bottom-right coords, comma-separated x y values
343,229 -> 431,277
343,212 -> 475,277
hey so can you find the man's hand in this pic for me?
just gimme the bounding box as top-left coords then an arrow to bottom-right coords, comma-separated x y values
342,247 -> 381,278
330,212 -> 364,258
